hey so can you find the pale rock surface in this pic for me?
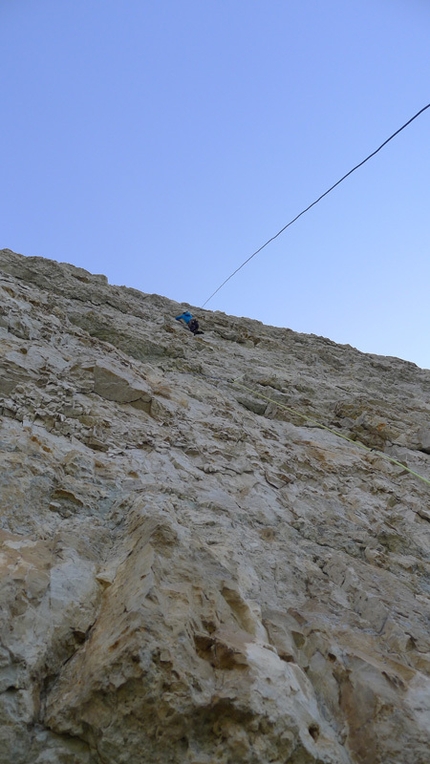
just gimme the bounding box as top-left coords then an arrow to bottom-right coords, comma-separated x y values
1,247 -> 430,763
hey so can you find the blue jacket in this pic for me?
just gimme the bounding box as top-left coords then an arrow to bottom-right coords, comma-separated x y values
175,311 -> 193,325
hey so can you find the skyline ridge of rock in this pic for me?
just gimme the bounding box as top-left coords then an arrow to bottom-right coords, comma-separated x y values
1,248 -> 429,764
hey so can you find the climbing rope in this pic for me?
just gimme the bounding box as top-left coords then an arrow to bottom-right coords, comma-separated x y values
202,103 -> 430,308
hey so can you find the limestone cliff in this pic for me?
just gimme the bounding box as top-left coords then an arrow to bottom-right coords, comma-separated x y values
1,248 -> 429,764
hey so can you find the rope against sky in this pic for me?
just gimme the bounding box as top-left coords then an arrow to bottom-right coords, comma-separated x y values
201,103 -> 430,309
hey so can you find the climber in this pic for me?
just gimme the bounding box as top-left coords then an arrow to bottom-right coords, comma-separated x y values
175,311 -> 204,335
175,310 -> 193,326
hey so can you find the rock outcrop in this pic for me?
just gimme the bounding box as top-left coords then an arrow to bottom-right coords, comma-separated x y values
1,247 -> 429,764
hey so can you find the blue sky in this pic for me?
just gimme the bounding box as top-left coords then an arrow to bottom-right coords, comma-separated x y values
1,0 -> 429,367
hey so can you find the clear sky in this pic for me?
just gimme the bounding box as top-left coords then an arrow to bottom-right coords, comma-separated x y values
1,0 -> 429,367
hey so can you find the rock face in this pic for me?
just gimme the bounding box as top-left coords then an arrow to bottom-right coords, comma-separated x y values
1,247 -> 430,764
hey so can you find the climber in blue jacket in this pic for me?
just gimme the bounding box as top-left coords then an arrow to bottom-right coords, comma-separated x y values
175,311 -> 193,326
175,311 -> 203,335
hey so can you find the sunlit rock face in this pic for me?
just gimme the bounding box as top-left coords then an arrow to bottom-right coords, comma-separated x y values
1,247 -> 430,764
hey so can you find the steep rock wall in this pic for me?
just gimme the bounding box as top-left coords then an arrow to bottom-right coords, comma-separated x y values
0,248 -> 429,763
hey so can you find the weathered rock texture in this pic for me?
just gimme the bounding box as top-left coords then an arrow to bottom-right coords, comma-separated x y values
1,247 -> 430,764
